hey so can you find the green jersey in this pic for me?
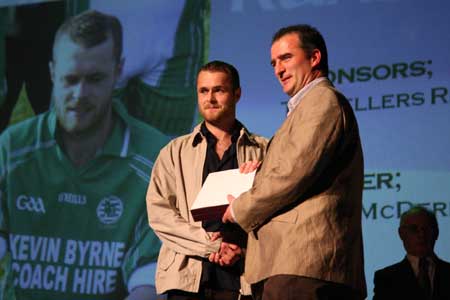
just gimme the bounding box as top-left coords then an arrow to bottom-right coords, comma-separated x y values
0,100 -> 168,300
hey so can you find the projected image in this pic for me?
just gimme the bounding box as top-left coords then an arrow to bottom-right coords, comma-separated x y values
0,1 -> 210,299
90,0 -> 209,137
0,1 -> 64,132
2,0 -> 449,299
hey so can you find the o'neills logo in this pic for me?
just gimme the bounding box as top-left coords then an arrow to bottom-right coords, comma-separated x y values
96,196 -> 123,225
16,195 -> 46,213
58,192 -> 87,205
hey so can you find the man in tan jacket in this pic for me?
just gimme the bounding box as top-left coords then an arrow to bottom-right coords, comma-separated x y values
223,24 -> 367,300
147,61 -> 267,300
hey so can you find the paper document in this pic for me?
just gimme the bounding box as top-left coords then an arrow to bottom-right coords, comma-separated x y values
190,169 -> 255,221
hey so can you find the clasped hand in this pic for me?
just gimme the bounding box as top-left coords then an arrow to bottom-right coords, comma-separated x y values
208,232 -> 243,267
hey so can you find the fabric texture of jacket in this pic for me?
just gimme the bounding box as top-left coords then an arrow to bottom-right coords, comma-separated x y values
147,122 -> 268,295
232,79 -> 367,298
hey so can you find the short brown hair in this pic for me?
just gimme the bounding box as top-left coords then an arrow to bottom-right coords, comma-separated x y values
272,24 -> 329,76
53,10 -> 122,63
198,60 -> 240,91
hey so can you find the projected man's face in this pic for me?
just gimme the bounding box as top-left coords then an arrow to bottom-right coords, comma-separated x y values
399,212 -> 438,257
50,34 -> 122,135
270,33 -> 319,97
197,70 -> 240,126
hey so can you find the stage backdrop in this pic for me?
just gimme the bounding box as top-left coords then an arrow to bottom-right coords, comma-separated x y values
209,0 -> 450,298
0,0 -> 449,299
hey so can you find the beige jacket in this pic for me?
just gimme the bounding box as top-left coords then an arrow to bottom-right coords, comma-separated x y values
147,123 -> 267,295
233,79 -> 367,298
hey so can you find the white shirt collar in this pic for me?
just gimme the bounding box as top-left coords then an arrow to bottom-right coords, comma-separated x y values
286,77 -> 328,116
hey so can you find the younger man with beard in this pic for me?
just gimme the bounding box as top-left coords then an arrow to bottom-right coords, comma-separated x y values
147,60 -> 267,300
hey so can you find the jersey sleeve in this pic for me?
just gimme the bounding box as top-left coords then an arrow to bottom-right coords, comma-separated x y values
0,128 -> 16,300
115,0 -> 210,136
120,211 -> 161,290
0,131 -> 9,236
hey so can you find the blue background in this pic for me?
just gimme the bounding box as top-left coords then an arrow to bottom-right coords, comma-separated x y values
209,0 -> 450,298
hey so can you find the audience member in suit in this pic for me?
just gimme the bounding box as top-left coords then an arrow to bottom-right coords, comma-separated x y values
373,206 -> 450,300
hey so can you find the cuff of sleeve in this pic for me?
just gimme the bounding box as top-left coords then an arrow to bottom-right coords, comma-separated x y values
230,200 -> 237,222
231,196 -> 254,233
206,235 -> 222,255
127,262 -> 156,292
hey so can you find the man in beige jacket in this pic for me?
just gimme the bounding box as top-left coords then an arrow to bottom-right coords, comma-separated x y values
147,61 -> 267,300
223,24 -> 367,300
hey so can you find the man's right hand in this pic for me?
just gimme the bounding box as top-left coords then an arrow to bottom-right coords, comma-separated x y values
219,241 -> 242,266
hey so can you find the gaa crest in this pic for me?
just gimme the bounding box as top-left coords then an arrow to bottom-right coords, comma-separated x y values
96,195 -> 124,224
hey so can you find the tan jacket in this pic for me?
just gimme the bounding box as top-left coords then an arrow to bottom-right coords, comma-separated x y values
233,79 -> 367,298
147,123 -> 268,295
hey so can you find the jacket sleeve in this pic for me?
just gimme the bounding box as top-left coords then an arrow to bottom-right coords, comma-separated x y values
233,87 -> 349,232
146,144 -> 221,258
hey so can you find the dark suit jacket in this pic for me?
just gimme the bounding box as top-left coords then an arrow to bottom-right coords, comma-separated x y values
373,257 -> 450,300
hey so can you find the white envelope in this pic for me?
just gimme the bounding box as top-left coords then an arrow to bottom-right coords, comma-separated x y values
190,169 -> 255,221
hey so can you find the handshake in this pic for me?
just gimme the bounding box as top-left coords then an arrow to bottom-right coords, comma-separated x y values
207,161 -> 261,266
208,231 -> 244,267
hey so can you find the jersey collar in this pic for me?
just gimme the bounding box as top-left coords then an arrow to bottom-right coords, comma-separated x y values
47,100 -> 131,159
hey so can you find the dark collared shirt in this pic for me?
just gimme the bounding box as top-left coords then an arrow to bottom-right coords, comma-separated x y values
200,121 -> 246,291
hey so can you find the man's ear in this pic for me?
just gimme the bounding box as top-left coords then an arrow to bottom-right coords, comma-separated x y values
116,57 -> 125,77
234,87 -> 241,104
310,49 -> 322,69
433,227 -> 439,242
398,227 -> 405,241
49,61 -> 55,83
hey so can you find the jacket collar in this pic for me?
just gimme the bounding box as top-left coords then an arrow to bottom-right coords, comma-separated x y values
191,120 -> 259,147
287,77 -> 332,115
